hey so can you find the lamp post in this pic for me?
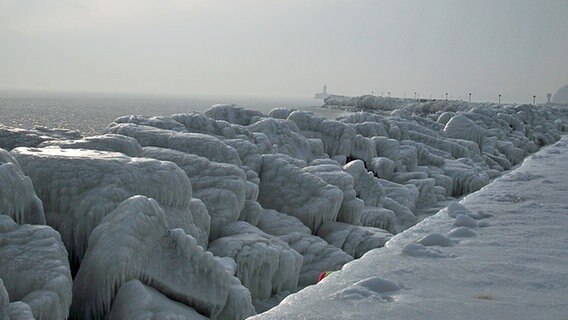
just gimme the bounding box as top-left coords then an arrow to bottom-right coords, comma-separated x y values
414,92 -> 417,100
445,92 -> 448,101
498,94 -> 501,104
468,93 -> 471,103
533,95 -> 536,105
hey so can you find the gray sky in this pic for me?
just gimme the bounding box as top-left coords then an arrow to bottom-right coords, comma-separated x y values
1,0 -> 567,103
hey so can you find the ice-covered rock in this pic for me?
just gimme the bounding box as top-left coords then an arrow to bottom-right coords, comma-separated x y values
142,146 -> 250,241
72,196 -> 255,320
258,154 -> 343,232
0,215 -> 72,320
107,280 -> 209,320
443,114 -> 485,150
317,221 -> 392,258
0,126 -> 81,151
171,112 -> 243,139
12,147 -> 206,264
287,111 -> 357,160
106,123 -> 242,165
248,118 -> 323,162
208,221 -> 302,304
304,162 -> 363,225
110,114 -> 188,132
205,104 -> 265,126
38,134 -> 143,157
256,208 -> 311,236
0,149 -> 45,225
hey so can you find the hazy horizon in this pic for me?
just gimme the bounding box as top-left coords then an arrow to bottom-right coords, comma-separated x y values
1,0 -> 567,104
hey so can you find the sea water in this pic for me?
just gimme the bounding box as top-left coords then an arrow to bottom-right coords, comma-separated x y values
0,91 -> 344,136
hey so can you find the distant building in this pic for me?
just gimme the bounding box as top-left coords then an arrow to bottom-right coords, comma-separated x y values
553,85 -> 568,104
314,84 -> 332,99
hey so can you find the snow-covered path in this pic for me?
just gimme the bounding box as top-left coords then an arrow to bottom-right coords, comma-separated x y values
252,136 -> 568,320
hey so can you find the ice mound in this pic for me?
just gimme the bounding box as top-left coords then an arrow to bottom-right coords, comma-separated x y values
72,196 -> 255,320
38,133 -> 143,157
0,149 -> 45,225
12,147 -> 205,263
107,280 -> 208,320
0,215 -> 72,320
209,221 -> 302,304
258,154 -> 343,232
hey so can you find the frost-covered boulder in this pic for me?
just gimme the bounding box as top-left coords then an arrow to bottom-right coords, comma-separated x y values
443,114 -> 485,150
107,280 -> 208,320
172,112 -> 237,139
287,111 -> 357,159
0,126 -> 81,151
359,206 -> 397,232
258,154 -> 343,232
317,221 -> 392,258
255,209 -> 353,287
142,146 -> 250,241
248,118 -> 323,162
209,221 -> 302,304
304,161 -> 363,225
110,114 -> 188,132
12,147 -> 206,264
0,215 -> 72,320
256,208 -> 312,236
0,149 -> 45,225
205,104 -> 265,126
106,123 -> 242,165
278,232 -> 353,287
38,133 -> 143,157
72,196 -> 255,320
343,160 -> 417,231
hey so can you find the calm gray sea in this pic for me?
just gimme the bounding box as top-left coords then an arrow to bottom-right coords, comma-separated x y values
0,91 -> 344,136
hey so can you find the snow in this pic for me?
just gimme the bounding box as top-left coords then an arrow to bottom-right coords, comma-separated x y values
72,196 -> 255,320
0,215 -> 72,320
249,136 -> 568,320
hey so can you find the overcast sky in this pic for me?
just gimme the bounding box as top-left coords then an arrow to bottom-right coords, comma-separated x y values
1,0 -> 567,103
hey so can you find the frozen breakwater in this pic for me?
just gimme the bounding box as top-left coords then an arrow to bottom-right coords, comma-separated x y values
1,98 -> 567,319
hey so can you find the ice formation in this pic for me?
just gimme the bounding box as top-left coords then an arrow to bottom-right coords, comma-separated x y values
0,215 -> 72,320
38,134 -> 143,157
107,280 -> 209,320
11,147 -> 207,263
1,96 -> 567,319
0,126 -> 81,151
258,154 -> 343,232
208,221 -> 302,304
0,149 -> 45,225
72,196 -> 255,320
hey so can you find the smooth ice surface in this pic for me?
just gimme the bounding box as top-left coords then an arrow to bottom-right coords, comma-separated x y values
72,196 -> 255,320
251,136 -> 568,319
0,215 -> 72,320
